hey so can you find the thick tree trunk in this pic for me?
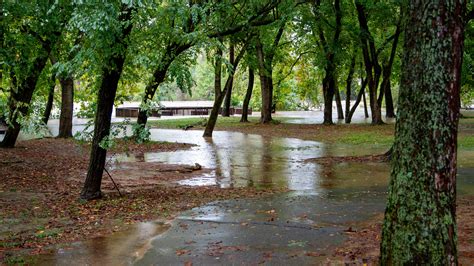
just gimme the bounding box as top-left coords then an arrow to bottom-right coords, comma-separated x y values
1,56 -> 50,148
260,74 -> 273,123
380,0 -> 465,263
57,77 -> 74,138
80,6 -> 133,200
241,67 -> 254,123
42,77 -> 55,125
322,73 -> 335,125
255,37 -> 273,124
222,42 -> 235,117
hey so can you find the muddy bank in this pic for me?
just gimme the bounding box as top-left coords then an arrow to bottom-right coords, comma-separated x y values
0,138 -> 283,264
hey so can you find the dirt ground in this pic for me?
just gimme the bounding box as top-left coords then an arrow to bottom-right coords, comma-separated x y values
0,138 -> 284,264
333,195 -> 474,265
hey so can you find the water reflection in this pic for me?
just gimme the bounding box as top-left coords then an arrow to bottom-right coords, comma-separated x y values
111,129 -> 328,191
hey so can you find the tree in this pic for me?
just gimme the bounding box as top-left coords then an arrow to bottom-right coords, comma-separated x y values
80,4 -> 134,200
240,67 -> 255,122
203,37 -> 249,137
380,0 -> 466,263
255,23 -> 286,123
0,2 -> 72,148
354,0 -> 401,125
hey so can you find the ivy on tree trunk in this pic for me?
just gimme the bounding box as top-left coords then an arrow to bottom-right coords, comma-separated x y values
380,0 -> 465,263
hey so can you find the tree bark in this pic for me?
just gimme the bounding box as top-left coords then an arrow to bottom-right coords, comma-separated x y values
57,77 -> 74,138
222,41 -> 235,117
80,6 -> 133,200
42,75 -> 56,125
241,67 -> 254,123
380,0 -> 465,263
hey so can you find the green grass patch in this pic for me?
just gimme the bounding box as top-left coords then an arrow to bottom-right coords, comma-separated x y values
459,135 -> 474,149
147,116 -> 292,129
35,228 -> 62,239
339,131 -> 394,145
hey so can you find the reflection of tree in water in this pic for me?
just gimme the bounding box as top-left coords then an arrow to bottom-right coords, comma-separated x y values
317,144 -> 337,190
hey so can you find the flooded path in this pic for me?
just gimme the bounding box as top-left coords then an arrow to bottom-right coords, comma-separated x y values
34,128 -> 474,265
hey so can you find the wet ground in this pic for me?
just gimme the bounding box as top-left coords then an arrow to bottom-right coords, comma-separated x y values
32,125 -> 474,265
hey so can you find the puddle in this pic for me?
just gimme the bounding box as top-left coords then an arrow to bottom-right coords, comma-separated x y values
34,221 -> 170,265
110,129 -> 392,191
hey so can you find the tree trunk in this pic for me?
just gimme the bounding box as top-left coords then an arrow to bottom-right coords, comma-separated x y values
241,67 -> 254,123
255,25 -> 285,124
355,1 -> 384,125
384,81 -> 395,118
335,86 -> 344,120
380,0 -> 465,263
204,39 -> 249,137
80,6 -> 133,200
57,77 -> 74,138
256,37 -> 273,124
203,42 -> 223,138
377,22 -> 401,119
136,42 -> 191,128
362,88 -> 369,118
136,68 -> 168,126
42,76 -> 55,125
346,78 -> 367,124
344,55 -> 356,121
322,73 -> 335,125
222,42 -> 235,117
1,55 -> 50,148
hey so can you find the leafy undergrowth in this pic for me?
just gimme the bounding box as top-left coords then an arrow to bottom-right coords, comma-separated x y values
0,138 -> 284,264
333,196 -> 474,264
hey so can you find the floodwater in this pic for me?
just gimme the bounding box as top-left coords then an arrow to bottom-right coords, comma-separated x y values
34,127 -> 474,265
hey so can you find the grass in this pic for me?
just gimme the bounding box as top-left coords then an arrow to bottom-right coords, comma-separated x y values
147,116 -> 473,149
147,116 -> 292,129
459,135 -> 474,149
